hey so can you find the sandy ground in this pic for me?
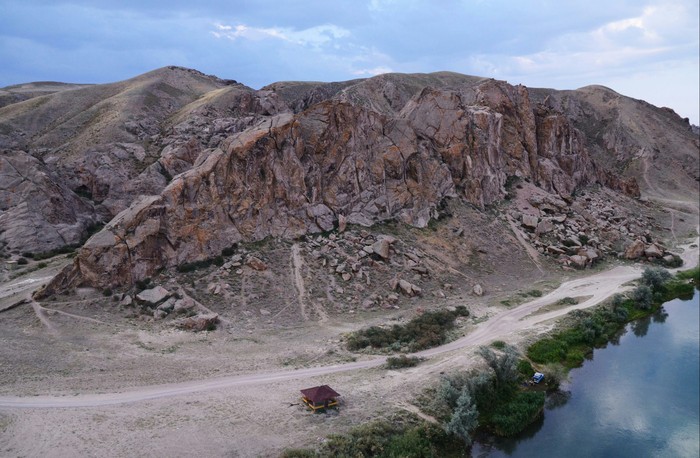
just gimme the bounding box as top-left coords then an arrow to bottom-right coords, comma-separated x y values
0,235 -> 697,457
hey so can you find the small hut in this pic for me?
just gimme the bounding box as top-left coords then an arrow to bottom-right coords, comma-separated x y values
300,385 -> 340,411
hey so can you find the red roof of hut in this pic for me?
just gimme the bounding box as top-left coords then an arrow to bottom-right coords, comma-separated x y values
300,385 -> 340,403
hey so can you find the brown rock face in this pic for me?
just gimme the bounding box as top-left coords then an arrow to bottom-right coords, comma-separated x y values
0,150 -> 97,254
39,75 -> 645,292
15,68 -> 697,295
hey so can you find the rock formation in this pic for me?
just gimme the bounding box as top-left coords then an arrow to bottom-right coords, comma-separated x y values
0,67 -> 696,293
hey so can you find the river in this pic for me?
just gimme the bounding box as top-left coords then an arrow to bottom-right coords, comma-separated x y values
472,289 -> 700,458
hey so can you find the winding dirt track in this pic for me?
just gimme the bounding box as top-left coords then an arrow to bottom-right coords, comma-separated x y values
1,241 -> 696,410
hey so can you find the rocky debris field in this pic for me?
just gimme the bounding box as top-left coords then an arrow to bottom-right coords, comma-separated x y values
508,183 -> 680,270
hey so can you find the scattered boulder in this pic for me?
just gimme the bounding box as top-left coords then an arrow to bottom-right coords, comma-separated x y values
662,254 -> 676,265
173,296 -> 196,314
547,245 -> 566,255
156,297 -> 177,313
569,255 -> 588,269
644,244 -> 663,258
522,214 -> 539,230
177,313 -> 219,332
246,256 -> 267,271
624,239 -> 646,260
535,219 -> 554,236
372,238 -> 391,259
136,286 -> 172,307
386,293 -> 399,304
397,279 -> 421,296
473,284 -> 484,296
338,214 -> 347,233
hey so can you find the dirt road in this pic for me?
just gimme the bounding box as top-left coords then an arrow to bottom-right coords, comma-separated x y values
1,239 -> 696,410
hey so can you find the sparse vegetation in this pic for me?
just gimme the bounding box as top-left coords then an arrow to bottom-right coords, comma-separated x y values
385,355 -> 423,369
176,255 -> 225,273
346,308 -> 469,352
221,245 -> 237,256
557,297 -> 578,305
427,345 -> 545,444
527,267 -> 697,368
282,414 -> 464,458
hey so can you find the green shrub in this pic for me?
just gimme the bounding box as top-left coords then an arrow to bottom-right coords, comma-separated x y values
641,267 -> 672,291
347,309 -> 467,352
676,267 -> 699,283
487,391 -> 544,436
527,338 -> 567,364
517,359 -> 534,378
37,262 -> 48,269
316,418 -> 459,458
491,340 -> 506,349
102,288 -> 113,297
280,449 -> 317,458
17,257 -> 28,265
632,285 -> 653,310
557,297 -> 578,305
527,289 -> 543,297
386,355 -> 422,369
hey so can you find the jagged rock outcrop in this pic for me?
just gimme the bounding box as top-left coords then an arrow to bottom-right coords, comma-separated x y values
4,68 -> 695,294
38,74 -> 652,292
0,150 -> 98,254
38,75 -> 649,292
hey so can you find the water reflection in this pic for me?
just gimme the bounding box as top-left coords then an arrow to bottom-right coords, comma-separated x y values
631,314 -> 651,337
544,390 -> 571,410
473,290 -> 699,457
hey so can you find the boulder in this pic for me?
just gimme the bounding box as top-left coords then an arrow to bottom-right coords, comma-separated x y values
662,254 -> 676,264
136,286 -> 172,307
522,214 -> 539,230
157,297 -> 177,313
246,256 -> 267,271
535,219 -> 554,236
173,296 -> 196,314
372,238 -> 391,259
177,313 -> 219,332
398,279 -> 421,296
570,255 -> 588,268
473,284 -> 484,296
547,245 -> 566,255
644,244 -> 663,258
624,239 -> 646,260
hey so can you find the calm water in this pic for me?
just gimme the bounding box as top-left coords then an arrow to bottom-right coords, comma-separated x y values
473,289 -> 700,458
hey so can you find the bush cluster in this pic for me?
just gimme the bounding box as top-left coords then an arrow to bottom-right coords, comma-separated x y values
435,346 -> 544,444
346,308 -> 469,352
385,355 -> 423,369
282,415 -> 463,458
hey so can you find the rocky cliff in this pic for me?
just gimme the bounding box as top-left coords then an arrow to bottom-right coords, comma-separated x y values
1,67 -> 696,293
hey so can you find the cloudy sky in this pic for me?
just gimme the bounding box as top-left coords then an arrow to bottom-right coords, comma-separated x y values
1,0 -> 698,123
